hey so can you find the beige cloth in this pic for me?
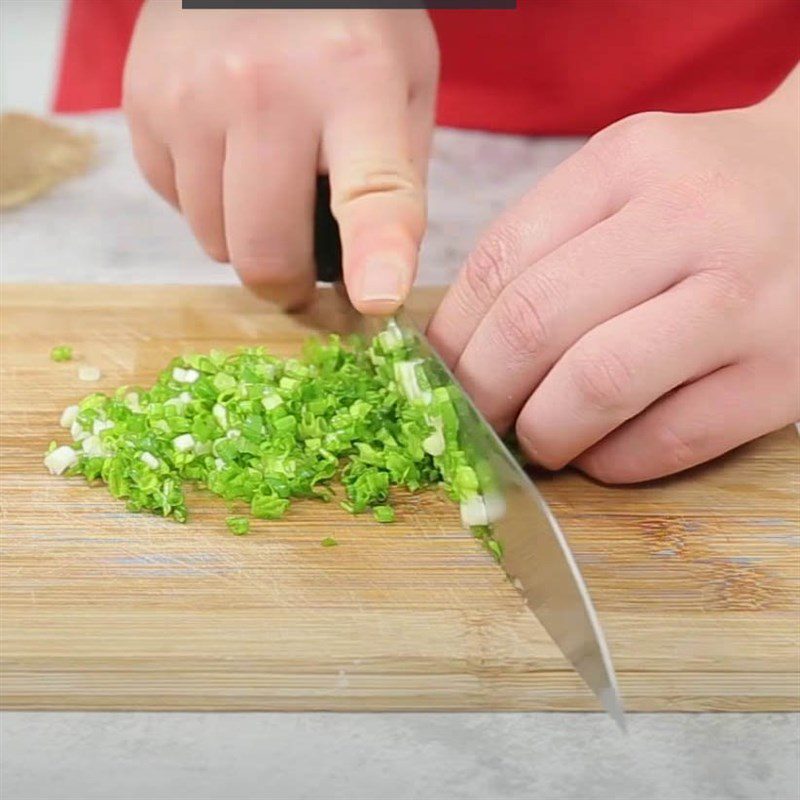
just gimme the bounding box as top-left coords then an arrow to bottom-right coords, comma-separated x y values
0,112 -> 95,210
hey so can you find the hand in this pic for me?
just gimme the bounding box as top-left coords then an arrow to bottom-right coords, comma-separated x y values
123,2 -> 438,312
428,68 -> 800,483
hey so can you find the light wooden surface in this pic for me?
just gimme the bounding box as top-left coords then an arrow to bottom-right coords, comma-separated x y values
1,284 -> 798,712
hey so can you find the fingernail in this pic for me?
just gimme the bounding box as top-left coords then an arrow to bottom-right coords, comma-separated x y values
359,254 -> 404,304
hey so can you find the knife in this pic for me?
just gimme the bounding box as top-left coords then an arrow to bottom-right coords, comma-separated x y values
313,177 -> 625,726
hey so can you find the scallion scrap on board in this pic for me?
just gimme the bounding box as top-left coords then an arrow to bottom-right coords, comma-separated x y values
50,345 -> 73,362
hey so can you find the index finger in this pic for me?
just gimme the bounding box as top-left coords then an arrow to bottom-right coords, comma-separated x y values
427,142 -> 629,367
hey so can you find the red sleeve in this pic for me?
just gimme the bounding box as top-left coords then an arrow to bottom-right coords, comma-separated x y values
53,0 -> 143,113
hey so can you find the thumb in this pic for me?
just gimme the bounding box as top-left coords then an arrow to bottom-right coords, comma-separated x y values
324,107 -> 426,315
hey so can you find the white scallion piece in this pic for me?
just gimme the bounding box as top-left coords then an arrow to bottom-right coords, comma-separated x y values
173,433 -> 195,452
422,431 -> 445,457
212,403 -> 228,429
92,419 -> 114,435
172,367 -> 200,384
459,492 -> 506,528
377,320 -> 404,352
81,435 -> 109,458
262,393 -> 283,411
70,420 -> 89,442
44,445 -> 78,475
78,365 -> 101,382
59,405 -> 79,429
483,492 -> 507,524
422,415 -> 445,457
140,452 -> 160,470
164,391 -> 192,412
460,495 -> 489,528
124,392 -> 142,412
394,360 -> 421,401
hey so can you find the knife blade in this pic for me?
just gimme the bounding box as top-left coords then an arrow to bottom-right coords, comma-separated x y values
313,177 -> 625,726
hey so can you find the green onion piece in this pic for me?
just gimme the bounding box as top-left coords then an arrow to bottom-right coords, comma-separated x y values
321,536 -> 338,547
226,516 -> 250,536
51,345 -> 73,362
251,494 -> 290,520
373,505 -> 395,523
487,538 -> 503,562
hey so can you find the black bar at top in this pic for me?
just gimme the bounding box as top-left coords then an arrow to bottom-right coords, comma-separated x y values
183,1 -> 516,9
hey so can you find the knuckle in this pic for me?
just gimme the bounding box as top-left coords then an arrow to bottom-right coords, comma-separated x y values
652,421 -> 703,474
578,455 -> 621,485
661,170 -> 731,219
592,111 -> 689,181
592,111 -> 668,156
493,280 -> 555,359
233,252 -> 298,287
320,22 -> 391,70
694,267 -> 756,313
163,75 -> 195,114
332,162 -> 422,209
462,225 -> 521,307
633,170 -> 740,242
569,346 -> 633,412
620,111 -> 679,149
514,418 -> 563,471
578,448 -> 646,484
211,51 -> 282,118
220,51 -> 258,85
227,61 -> 271,116
655,168 -> 779,262
557,138 -> 611,191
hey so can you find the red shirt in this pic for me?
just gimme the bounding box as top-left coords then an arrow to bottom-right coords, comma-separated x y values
55,0 -> 799,135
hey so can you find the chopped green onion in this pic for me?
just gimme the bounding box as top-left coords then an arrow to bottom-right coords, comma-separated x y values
226,516 -> 250,536
44,445 -> 77,475
251,493 -> 290,520
78,365 -> 101,382
373,505 -> 395,523
59,405 -> 79,429
43,325 -> 503,558
487,538 -> 503,562
173,433 -> 195,452
140,452 -> 160,470
50,345 -> 73,362
321,536 -> 338,547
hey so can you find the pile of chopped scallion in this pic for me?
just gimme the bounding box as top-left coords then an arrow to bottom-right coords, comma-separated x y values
44,322 -> 502,559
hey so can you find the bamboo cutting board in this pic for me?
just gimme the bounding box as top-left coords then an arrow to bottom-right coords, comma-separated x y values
1,284 -> 798,712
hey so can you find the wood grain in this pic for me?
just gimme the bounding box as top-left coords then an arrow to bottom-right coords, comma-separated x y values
1,284 -> 798,711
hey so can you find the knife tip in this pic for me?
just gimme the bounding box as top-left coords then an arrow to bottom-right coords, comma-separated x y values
600,687 -> 627,733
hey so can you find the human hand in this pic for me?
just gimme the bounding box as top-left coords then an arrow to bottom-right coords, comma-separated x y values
123,2 -> 438,312
428,68 -> 800,483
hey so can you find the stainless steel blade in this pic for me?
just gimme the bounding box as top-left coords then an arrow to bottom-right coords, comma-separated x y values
392,309 -> 625,726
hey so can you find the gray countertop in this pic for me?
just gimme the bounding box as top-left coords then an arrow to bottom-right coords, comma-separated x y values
1,113 -> 798,800
2,712 -> 798,800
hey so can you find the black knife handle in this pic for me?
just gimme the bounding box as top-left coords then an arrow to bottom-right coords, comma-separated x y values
313,175 -> 344,283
